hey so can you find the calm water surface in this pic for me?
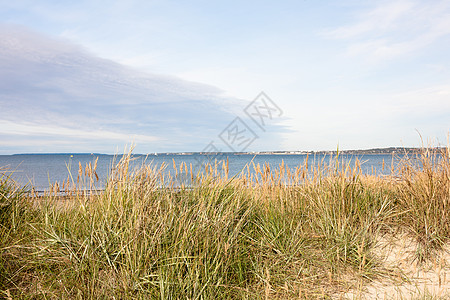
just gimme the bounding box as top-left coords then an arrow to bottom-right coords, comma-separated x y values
0,153 -> 400,190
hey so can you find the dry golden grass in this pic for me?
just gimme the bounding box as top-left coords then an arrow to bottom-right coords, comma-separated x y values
0,145 -> 449,299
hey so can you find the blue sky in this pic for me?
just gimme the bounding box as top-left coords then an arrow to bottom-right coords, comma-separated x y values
0,0 -> 449,154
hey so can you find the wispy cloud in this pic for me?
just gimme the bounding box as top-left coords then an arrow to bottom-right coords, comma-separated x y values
326,1 -> 415,39
324,0 -> 450,61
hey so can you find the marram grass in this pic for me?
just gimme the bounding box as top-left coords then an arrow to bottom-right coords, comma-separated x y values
0,146 -> 449,299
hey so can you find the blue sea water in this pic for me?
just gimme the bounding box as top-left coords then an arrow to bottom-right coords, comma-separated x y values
0,153 -> 400,190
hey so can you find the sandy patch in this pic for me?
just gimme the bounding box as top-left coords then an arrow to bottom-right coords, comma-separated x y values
340,234 -> 450,299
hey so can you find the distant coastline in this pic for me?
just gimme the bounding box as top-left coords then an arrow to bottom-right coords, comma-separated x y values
8,147 -> 446,156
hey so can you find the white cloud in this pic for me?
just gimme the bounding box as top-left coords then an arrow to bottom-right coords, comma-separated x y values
0,120 -> 159,142
390,84 -> 450,113
325,0 -> 450,61
0,25 -> 285,153
326,1 -> 415,39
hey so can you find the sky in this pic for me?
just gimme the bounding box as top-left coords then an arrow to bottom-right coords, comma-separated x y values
0,0 -> 449,154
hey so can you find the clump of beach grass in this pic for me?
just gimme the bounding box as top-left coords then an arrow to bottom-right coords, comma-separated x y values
0,144 -> 449,299
0,169 -> 30,294
394,146 -> 450,261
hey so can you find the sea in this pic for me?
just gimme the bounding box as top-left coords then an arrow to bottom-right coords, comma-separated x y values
0,153 -> 401,191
